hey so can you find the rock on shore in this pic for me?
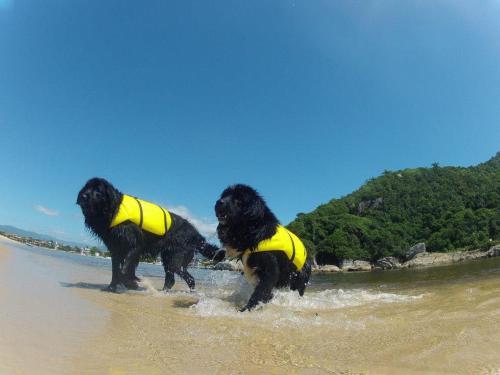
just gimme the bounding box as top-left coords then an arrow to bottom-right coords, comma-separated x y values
208,245 -> 500,273
341,260 -> 372,272
315,245 -> 500,273
402,246 -> 498,268
487,245 -> 500,257
404,243 -> 426,261
314,264 -> 341,273
375,257 -> 402,270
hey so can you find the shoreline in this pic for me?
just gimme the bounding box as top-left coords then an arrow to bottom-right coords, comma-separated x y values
2,233 -> 499,274
315,245 -> 500,273
211,244 -> 500,273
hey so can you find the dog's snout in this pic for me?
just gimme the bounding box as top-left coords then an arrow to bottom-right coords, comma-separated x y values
215,197 -> 228,212
215,198 -> 229,221
219,196 -> 230,206
77,192 -> 89,206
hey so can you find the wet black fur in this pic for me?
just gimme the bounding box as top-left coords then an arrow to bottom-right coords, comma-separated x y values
77,177 -> 223,292
215,184 -> 311,311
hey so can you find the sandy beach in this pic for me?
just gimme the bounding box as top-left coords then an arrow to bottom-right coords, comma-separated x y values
0,237 -> 107,374
1,235 -> 500,375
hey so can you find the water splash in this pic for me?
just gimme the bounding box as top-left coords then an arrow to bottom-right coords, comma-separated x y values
186,271 -> 424,327
128,271 -> 424,328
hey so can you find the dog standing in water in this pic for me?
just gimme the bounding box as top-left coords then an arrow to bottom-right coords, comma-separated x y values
215,184 -> 311,311
77,177 -> 223,292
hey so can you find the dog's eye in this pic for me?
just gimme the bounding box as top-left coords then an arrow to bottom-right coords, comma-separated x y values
94,191 -> 102,199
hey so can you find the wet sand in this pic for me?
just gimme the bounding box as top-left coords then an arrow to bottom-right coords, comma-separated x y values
1,236 -> 500,374
0,239 -> 107,375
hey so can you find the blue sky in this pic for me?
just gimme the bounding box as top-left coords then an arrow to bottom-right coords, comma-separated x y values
1,0 -> 499,245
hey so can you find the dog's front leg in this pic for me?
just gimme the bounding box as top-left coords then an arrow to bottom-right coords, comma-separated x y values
121,247 -> 141,290
241,252 -> 279,311
103,252 -> 123,292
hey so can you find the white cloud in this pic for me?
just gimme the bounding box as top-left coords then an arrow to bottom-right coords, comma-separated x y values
34,205 -> 60,217
167,205 -> 218,240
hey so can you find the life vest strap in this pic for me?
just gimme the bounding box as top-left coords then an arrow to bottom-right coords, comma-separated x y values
159,205 -> 173,232
133,197 -> 144,228
287,231 -> 296,263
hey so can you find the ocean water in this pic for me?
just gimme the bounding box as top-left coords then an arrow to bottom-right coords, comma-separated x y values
3,238 -> 500,374
12,239 -> 500,320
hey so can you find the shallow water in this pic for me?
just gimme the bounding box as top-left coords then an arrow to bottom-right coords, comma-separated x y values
1,237 -> 500,374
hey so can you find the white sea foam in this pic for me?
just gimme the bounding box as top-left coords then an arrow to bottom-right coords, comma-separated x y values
186,272 -> 424,326
269,288 -> 423,310
190,288 -> 422,315
136,271 -> 424,328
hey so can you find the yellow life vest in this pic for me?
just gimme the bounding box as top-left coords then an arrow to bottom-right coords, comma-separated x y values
109,195 -> 172,236
244,226 -> 307,271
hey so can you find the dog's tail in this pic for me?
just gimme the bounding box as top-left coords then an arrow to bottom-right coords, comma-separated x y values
291,258 -> 312,296
198,242 -> 226,263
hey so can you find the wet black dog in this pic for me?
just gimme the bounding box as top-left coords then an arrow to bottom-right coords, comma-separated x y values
215,184 -> 311,311
77,177 -> 223,292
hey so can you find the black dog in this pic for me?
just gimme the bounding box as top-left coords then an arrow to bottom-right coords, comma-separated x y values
215,184 -> 311,311
77,177 -> 223,292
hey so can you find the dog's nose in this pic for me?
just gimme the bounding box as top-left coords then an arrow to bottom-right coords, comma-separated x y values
215,199 -> 226,216
215,197 -> 227,210
77,193 -> 88,205
219,197 -> 230,206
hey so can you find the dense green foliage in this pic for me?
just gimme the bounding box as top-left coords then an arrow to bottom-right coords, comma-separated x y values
287,153 -> 500,264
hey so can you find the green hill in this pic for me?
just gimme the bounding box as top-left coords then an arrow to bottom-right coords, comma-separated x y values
287,152 -> 500,264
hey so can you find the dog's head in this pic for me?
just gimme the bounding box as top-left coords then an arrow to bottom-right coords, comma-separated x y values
76,177 -> 121,218
215,184 -> 279,250
215,184 -> 268,226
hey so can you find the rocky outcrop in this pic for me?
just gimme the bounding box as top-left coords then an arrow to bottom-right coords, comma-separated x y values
405,243 -> 426,261
486,245 -> 500,257
374,256 -> 402,270
402,248 -> 492,268
341,260 -> 372,272
357,197 -> 384,214
314,264 -> 341,273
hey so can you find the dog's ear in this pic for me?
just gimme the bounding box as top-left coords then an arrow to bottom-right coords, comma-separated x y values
244,198 -> 266,219
102,180 -> 120,202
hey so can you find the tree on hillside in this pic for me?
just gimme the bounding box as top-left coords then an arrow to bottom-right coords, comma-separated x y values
287,152 -> 500,264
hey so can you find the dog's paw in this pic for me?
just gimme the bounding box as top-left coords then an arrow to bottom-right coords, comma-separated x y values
123,279 -> 139,290
102,284 -> 119,293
